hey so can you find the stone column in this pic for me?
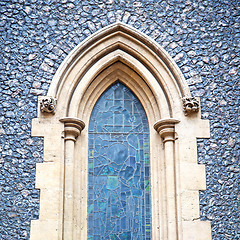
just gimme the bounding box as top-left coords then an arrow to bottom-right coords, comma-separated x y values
154,118 -> 180,240
60,117 -> 85,240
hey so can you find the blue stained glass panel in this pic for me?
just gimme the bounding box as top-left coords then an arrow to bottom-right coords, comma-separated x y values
88,82 -> 151,240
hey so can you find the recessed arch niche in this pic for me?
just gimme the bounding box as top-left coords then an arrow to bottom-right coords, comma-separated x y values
30,22 -> 211,240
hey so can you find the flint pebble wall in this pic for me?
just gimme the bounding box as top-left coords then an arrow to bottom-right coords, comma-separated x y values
0,0 -> 239,239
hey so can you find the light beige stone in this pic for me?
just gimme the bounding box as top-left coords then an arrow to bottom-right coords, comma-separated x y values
30,220 -> 60,240
182,221 -> 212,240
181,191 -> 200,220
180,164 -> 206,190
39,188 -> 61,220
35,163 -> 61,189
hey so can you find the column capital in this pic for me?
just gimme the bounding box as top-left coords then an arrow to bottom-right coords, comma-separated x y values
154,118 -> 180,142
60,117 -> 85,141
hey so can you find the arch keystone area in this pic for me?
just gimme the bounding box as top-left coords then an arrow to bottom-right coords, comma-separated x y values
30,22 -> 211,240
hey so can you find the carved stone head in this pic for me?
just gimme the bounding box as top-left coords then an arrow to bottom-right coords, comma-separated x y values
40,97 -> 56,114
182,97 -> 199,116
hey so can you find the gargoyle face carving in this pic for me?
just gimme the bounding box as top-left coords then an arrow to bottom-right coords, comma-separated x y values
182,97 -> 199,116
40,97 -> 56,114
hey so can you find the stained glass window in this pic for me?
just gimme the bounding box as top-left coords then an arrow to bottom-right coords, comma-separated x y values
88,82 -> 151,240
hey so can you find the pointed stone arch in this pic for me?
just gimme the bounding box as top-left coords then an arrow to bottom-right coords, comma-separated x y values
30,22 -> 211,240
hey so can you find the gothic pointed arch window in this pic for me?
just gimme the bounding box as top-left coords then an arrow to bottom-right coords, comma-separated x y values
30,23 -> 211,240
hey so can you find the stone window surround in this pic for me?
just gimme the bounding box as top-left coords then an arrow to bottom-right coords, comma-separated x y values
30,22 -> 211,240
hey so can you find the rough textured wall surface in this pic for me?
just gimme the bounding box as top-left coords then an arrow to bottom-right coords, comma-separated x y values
0,0 -> 239,239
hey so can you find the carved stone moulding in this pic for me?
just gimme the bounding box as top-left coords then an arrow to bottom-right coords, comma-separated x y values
154,118 -> 180,142
40,97 -> 57,114
60,117 -> 85,141
182,97 -> 199,116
